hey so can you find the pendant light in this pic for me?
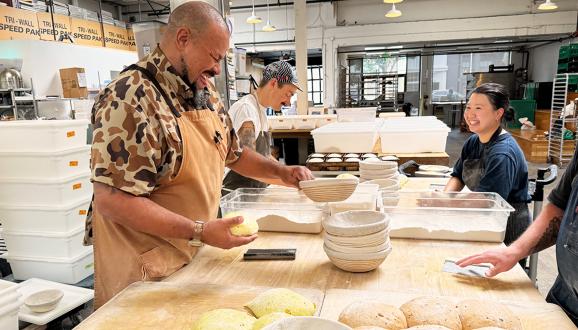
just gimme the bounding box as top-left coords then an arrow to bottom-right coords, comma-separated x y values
383,0 -> 403,3
246,0 -> 262,24
385,3 -> 402,18
538,0 -> 557,10
263,0 -> 277,32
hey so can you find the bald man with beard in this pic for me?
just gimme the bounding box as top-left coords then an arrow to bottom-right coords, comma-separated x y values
87,2 -> 313,308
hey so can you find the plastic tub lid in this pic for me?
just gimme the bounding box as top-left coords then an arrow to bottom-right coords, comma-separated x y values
0,119 -> 89,128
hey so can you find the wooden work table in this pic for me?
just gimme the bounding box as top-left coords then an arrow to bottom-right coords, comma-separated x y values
80,177 -> 572,328
166,233 -> 542,303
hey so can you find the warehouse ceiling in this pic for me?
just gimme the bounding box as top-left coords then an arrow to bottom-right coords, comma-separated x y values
338,34 -> 577,56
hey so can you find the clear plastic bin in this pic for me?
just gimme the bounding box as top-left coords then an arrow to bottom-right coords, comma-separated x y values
220,188 -> 328,234
380,191 -> 514,242
328,184 -> 379,216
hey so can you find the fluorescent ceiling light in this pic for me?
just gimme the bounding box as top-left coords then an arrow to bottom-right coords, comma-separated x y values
386,45 -> 403,49
385,3 -> 402,18
538,0 -> 557,10
365,46 -> 386,51
384,0 -> 403,3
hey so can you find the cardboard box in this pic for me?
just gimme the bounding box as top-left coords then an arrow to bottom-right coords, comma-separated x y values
59,68 -> 88,98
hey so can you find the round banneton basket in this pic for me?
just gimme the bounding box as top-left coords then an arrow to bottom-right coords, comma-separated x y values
323,210 -> 389,237
299,178 -> 359,203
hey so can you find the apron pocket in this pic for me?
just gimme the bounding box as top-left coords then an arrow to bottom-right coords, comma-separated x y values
138,246 -> 170,280
564,228 -> 578,257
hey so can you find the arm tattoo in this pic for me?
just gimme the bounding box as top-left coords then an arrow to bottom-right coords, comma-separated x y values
530,216 -> 562,254
238,122 -> 256,151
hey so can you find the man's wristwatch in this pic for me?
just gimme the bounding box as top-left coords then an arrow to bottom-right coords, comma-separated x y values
188,220 -> 205,247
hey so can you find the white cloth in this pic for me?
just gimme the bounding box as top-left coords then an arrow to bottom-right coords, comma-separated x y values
228,94 -> 269,134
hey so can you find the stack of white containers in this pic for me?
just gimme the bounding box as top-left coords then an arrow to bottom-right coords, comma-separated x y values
0,120 -> 94,284
359,159 -> 401,206
0,280 -> 22,330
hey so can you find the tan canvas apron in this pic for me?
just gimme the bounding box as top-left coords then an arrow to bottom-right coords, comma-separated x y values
92,107 -> 229,309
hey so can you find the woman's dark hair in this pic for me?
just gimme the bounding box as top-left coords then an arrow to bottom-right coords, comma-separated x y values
468,83 -> 515,122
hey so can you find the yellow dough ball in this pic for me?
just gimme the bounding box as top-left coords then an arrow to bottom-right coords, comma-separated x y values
252,312 -> 292,330
245,288 -> 316,318
336,173 -> 357,179
225,211 -> 259,236
192,308 -> 255,330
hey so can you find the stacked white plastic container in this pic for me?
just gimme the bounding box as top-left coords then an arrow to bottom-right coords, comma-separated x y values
0,280 -> 22,330
0,120 -> 94,284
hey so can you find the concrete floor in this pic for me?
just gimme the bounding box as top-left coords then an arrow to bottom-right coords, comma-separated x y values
446,128 -> 559,297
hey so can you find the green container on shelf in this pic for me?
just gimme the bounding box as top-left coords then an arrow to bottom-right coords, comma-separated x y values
558,63 -> 569,73
560,45 -> 570,60
507,100 -> 536,129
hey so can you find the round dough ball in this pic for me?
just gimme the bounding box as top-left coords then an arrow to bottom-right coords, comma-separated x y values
345,158 -> 361,162
473,328 -> 507,330
245,288 -> 316,318
337,173 -> 357,179
327,157 -> 342,162
328,153 -> 342,158
400,296 -> 461,330
307,158 -> 324,163
406,326 -> 453,330
226,212 -> 259,236
192,308 -> 255,330
252,312 -> 292,330
457,300 -> 522,330
353,327 -> 387,330
338,301 -> 407,330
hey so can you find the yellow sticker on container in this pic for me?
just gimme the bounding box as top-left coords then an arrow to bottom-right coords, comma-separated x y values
67,131 -> 76,138
73,183 -> 82,190
79,209 -> 87,215
84,263 -> 94,270
69,161 -> 79,167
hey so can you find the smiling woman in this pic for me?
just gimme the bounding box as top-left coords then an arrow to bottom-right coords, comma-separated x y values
444,83 -> 531,250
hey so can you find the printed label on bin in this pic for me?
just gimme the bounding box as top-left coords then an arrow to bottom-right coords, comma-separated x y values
73,183 -> 82,190
79,209 -> 87,215
69,161 -> 79,167
67,131 -> 76,138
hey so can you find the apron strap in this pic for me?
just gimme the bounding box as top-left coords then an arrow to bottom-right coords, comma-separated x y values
122,64 -> 182,118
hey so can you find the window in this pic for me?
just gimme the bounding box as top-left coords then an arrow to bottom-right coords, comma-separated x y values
307,65 -> 324,105
432,51 -> 511,102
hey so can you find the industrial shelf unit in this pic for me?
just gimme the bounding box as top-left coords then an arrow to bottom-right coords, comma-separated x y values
547,73 -> 578,166
0,79 -> 38,120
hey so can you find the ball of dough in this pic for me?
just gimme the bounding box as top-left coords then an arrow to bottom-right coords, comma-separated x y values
457,300 -> 522,330
406,326 -> 453,330
337,173 -> 358,179
245,288 -> 316,318
192,308 -> 255,330
338,300 -> 407,330
353,327 -> 388,330
472,327 -> 507,330
226,212 -> 259,236
252,312 -> 292,330
400,296 -> 461,330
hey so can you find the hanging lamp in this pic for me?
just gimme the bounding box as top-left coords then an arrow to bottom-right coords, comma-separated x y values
263,0 -> 277,32
246,0 -> 263,24
538,0 -> 557,10
383,0 -> 403,3
385,3 -> 402,18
